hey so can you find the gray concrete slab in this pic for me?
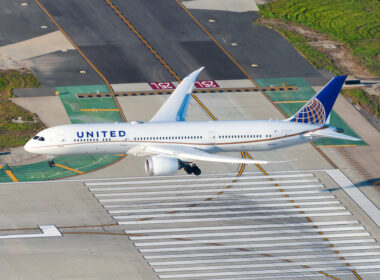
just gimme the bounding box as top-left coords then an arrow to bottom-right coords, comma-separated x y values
111,0 -> 246,81
187,8 -> 325,85
38,0 -> 174,84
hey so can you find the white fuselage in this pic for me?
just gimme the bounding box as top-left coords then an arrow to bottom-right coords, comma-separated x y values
24,120 -> 325,156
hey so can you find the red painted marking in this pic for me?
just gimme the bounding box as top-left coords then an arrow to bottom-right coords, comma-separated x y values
194,80 -> 219,88
149,82 -> 176,90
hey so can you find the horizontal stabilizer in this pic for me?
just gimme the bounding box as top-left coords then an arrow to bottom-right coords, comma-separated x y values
305,128 -> 361,141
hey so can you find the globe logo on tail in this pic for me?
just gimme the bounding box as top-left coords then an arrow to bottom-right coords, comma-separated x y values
292,98 -> 326,124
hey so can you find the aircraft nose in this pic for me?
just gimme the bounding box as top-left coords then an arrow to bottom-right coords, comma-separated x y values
24,139 -> 34,153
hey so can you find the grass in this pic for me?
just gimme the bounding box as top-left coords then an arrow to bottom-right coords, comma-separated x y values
276,28 -> 341,75
0,70 -> 44,150
259,0 -> 380,75
342,88 -> 379,117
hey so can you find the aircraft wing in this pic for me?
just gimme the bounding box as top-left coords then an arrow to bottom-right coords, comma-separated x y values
304,128 -> 361,141
138,145 -> 286,165
150,67 -> 204,122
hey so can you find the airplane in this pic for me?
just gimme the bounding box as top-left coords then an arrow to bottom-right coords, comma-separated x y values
24,67 -> 360,176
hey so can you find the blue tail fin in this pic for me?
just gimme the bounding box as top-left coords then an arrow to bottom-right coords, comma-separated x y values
288,76 -> 347,125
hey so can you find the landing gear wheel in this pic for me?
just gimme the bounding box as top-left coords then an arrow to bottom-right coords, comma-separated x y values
184,165 -> 193,174
48,160 -> 55,168
192,165 -> 201,176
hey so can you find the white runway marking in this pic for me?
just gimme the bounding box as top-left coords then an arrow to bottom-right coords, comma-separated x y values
155,258 -> 380,272
90,178 -> 319,192
150,252 -> 380,265
114,207 -> 346,220
157,265 -> 380,279
109,204 -> 343,214
326,169 -> 380,227
130,226 -> 364,240
104,199 -> 341,209
134,232 -> 370,247
94,184 -> 322,197
85,170 -> 380,280
117,212 -> 352,224
144,246 -> 380,260
125,221 -> 359,233
139,239 -> 376,253
101,194 -> 335,203
0,225 -> 61,239
86,173 -> 315,187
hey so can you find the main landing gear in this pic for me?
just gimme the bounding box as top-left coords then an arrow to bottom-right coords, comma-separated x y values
183,163 -> 201,176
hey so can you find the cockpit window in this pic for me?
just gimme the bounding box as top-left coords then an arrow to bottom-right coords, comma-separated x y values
33,136 -> 39,140
38,137 -> 45,141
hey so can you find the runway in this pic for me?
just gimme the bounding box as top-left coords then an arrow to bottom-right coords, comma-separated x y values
85,170 -> 380,279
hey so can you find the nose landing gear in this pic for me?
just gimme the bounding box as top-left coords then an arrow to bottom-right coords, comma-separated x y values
48,160 -> 55,168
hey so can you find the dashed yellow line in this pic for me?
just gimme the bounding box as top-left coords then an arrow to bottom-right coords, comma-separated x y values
191,94 -> 217,120
55,163 -> 84,174
80,108 -> 120,112
105,0 -> 181,82
5,170 -> 18,182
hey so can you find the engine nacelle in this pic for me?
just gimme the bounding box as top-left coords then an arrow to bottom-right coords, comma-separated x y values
145,156 -> 181,176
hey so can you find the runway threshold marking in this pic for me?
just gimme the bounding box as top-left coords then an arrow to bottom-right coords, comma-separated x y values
105,0 -> 181,82
5,170 -> 18,182
34,0 -> 126,123
55,163 -> 84,174
80,108 -> 120,112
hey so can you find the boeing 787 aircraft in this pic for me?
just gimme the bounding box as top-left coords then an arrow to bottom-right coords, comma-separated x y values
24,67 -> 359,176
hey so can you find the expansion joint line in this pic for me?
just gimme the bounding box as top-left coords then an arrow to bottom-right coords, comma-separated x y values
34,0 -> 127,122
105,0 -> 181,82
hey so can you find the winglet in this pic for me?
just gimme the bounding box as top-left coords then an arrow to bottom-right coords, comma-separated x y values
150,67 -> 204,122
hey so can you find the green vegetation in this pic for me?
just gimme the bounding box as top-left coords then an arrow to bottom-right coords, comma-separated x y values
277,28 -> 341,75
0,70 -> 44,149
259,0 -> 380,75
342,88 -> 379,117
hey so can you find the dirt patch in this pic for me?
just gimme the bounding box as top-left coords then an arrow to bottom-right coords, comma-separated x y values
258,18 -> 378,79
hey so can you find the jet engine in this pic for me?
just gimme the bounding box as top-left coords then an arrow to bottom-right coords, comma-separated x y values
145,156 -> 181,176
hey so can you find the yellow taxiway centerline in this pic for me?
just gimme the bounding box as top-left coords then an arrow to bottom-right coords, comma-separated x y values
5,170 -> 19,182
55,163 -> 84,174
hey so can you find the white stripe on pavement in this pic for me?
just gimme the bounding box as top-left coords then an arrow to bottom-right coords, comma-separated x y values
117,212 -> 352,224
125,221 -> 359,233
90,179 -> 319,192
134,232 -> 370,247
144,246 -> 380,260
150,253 -> 380,265
114,207 -> 346,220
94,184 -> 323,197
86,173 -> 315,187
99,192 -> 332,203
104,200 -> 341,209
110,204 -> 344,214
154,258 -> 380,272
157,265 -> 380,278
139,239 -> 376,253
130,226 -> 364,240
326,169 -> 380,228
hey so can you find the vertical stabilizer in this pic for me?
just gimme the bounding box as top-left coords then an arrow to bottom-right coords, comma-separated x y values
288,76 -> 347,125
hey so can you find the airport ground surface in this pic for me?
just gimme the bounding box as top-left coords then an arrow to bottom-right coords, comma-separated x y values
0,0 -> 380,279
